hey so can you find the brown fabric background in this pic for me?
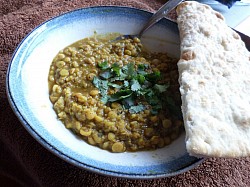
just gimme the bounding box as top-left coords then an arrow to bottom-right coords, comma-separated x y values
1,0 -> 250,186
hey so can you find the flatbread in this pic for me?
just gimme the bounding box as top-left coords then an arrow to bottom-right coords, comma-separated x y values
176,1 -> 250,158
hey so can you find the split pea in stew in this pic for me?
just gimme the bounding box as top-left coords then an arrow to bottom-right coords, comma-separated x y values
48,34 -> 183,152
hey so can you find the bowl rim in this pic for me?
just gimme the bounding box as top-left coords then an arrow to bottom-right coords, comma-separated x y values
6,5 -> 205,179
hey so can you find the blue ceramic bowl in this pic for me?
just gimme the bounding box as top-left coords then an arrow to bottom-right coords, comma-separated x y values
6,6 -> 204,179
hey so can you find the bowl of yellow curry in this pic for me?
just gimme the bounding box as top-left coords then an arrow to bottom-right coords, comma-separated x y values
6,6 -> 204,178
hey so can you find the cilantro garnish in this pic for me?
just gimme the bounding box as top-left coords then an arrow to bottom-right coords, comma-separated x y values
131,79 -> 141,91
92,61 -> 180,115
145,71 -> 161,83
129,104 -> 145,114
97,61 -> 109,70
108,89 -> 133,102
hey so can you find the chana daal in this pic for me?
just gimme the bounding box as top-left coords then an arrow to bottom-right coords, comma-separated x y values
48,34 -> 183,152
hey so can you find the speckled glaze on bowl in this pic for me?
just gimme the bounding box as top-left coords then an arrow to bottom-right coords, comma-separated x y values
6,6 -> 204,179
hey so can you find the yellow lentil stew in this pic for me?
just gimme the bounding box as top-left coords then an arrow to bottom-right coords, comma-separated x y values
48,34 -> 183,153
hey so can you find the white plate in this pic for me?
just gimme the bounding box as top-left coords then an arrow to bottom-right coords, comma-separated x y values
6,6 -> 204,179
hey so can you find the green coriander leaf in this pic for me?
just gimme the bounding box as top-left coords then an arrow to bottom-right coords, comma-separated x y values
148,95 -> 160,106
92,76 -> 101,88
119,71 -> 127,80
124,80 -> 129,87
144,89 -> 154,98
108,82 -> 122,89
100,86 -> 108,96
137,74 -> 145,84
110,75 -> 126,82
108,89 -> 133,102
137,89 -> 147,96
127,63 -> 135,79
92,77 -> 108,96
109,63 -> 127,81
141,80 -> 152,89
153,84 -> 169,93
99,71 -> 112,79
137,64 -> 148,75
122,95 -> 135,109
122,63 -> 129,72
138,64 -> 145,70
131,79 -> 141,91
98,61 -> 109,70
123,63 -> 135,80
145,71 -> 161,83
129,104 -> 145,114
100,95 -> 109,104
111,63 -> 121,76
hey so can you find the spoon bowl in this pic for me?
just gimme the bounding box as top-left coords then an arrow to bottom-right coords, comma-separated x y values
113,0 -> 183,41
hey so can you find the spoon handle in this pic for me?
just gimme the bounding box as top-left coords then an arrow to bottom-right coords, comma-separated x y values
138,0 -> 183,37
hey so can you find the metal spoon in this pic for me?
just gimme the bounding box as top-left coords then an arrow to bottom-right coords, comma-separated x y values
114,0 -> 183,41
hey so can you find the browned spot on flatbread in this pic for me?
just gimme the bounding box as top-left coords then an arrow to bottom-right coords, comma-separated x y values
233,32 -> 240,40
203,4 -> 210,9
176,1 -> 188,13
215,12 -> 224,21
182,50 -> 196,60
